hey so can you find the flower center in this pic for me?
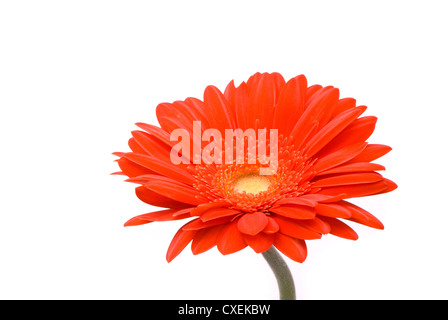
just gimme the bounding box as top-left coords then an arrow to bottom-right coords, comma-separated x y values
191,138 -> 316,213
232,172 -> 271,195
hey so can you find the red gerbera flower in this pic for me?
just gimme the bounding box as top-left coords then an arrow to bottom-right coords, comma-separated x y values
113,72 -> 396,264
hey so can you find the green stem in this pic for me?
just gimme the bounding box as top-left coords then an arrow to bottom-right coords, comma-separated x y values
261,246 -> 296,300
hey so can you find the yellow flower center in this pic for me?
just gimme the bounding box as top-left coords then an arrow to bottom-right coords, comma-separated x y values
192,142 -> 313,213
232,172 -> 272,195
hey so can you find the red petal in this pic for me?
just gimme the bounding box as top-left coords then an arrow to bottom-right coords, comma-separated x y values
317,116 -> 377,154
270,205 -> 316,219
155,109 -> 195,157
299,193 -> 347,203
223,80 -> 237,124
126,173 -> 176,185
122,217 -> 152,227
135,122 -> 172,143
273,233 -> 307,263
274,215 -> 322,240
144,178 -> 207,206
263,217 -> 280,234
300,217 -> 331,234
290,87 -> 340,148
166,226 -> 197,262
318,180 -> 389,198
130,130 -> 173,163
112,152 -> 125,157
272,74 -> 307,137
200,207 -> 240,222
234,82 -> 250,129
314,142 -> 368,173
317,162 -> 385,175
342,201 -> 384,229
124,208 -> 192,226
247,72 -> 285,129
142,208 -> 192,221
237,211 -> 269,236
379,178 -> 398,194
224,79 -> 236,101
243,233 -> 275,253
332,97 -> 356,116
135,186 -> 189,209
191,225 -> 224,255
348,144 -> 392,163
312,172 -> 384,188
128,137 -> 147,154
116,157 -> 154,178
319,217 -> 358,240
156,98 -> 208,134
124,153 -> 195,185
305,106 -> 367,158
311,87 -> 340,128
315,203 -> 352,218
306,84 -> 322,99
182,217 -> 233,230
203,85 -> 235,131
274,197 -> 317,207
190,201 -> 232,217
217,219 -> 247,255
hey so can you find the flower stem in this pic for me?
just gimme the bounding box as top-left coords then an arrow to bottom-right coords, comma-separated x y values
261,246 -> 296,300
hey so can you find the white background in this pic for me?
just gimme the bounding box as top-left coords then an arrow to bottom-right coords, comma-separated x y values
1,0 -> 447,299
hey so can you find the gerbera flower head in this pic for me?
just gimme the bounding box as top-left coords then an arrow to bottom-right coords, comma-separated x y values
113,72 -> 396,263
